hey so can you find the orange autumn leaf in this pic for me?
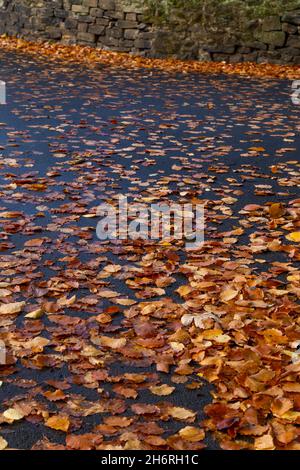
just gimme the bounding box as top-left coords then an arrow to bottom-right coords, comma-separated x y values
269,203 -> 285,219
254,434 -> 275,450
45,415 -> 70,432
286,232 -> 300,242
178,426 -> 205,442
220,287 -> 239,303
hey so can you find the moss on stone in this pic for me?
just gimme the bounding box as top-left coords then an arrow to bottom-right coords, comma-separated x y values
130,0 -> 300,25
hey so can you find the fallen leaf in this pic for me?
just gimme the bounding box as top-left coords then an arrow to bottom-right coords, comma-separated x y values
269,203 -> 285,219
3,408 -> 25,422
168,406 -> 196,421
179,426 -> 205,442
149,384 -> 175,396
25,307 -> 44,319
100,336 -> 126,349
220,288 -> 239,303
0,436 -> 8,450
254,434 -> 275,450
286,232 -> 300,242
45,415 -> 70,432
0,301 -> 25,315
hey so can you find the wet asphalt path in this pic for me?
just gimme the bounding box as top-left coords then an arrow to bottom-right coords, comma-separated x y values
0,49 -> 299,450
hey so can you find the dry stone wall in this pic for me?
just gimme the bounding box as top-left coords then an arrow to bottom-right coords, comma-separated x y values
0,0 -> 300,64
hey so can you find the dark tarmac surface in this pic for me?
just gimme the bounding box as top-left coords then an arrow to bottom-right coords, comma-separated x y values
0,49 -> 299,450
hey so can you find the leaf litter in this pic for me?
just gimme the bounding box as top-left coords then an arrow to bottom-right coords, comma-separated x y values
0,45 -> 299,451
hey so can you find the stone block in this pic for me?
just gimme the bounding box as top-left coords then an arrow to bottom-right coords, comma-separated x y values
282,22 -> 298,34
286,35 -> 300,48
117,20 -> 139,29
242,51 -> 258,62
126,13 -> 137,22
262,16 -> 281,31
282,10 -> 300,25
229,53 -> 243,63
72,5 -> 89,14
257,31 -> 286,47
98,0 -> 115,10
78,15 -> 94,23
46,26 -> 62,39
77,23 -> 88,32
212,53 -> 230,62
90,8 -> 104,17
65,17 -> 78,29
206,45 -> 236,54
88,24 -> 105,35
83,0 -> 98,7
77,31 -> 96,43
54,9 -> 67,19
134,38 -> 151,49
124,28 -> 138,40
96,18 -> 110,25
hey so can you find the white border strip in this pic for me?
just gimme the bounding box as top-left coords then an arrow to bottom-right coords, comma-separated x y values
0,80 -> 6,104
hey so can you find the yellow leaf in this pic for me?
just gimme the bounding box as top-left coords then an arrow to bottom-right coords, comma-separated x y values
25,308 -> 44,319
103,264 -> 122,273
254,434 -> 275,450
98,290 -> 119,298
178,426 -> 205,442
286,232 -> 300,242
0,301 -> 25,315
0,436 -> 8,450
100,336 -> 126,349
281,411 -> 300,422
168,407 -> 196,421
23,336 -> 49,352
176,285 -> 193,297
202,329 -> 230,343
220,288 -> 239,303
45,415 -> 70,432
149,385 -> 175,396
3,408 -> 25,422
57,295 -> 76,306
114,298 -> 136,306
0,289 -> 12,297
249,147 -> 265,152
